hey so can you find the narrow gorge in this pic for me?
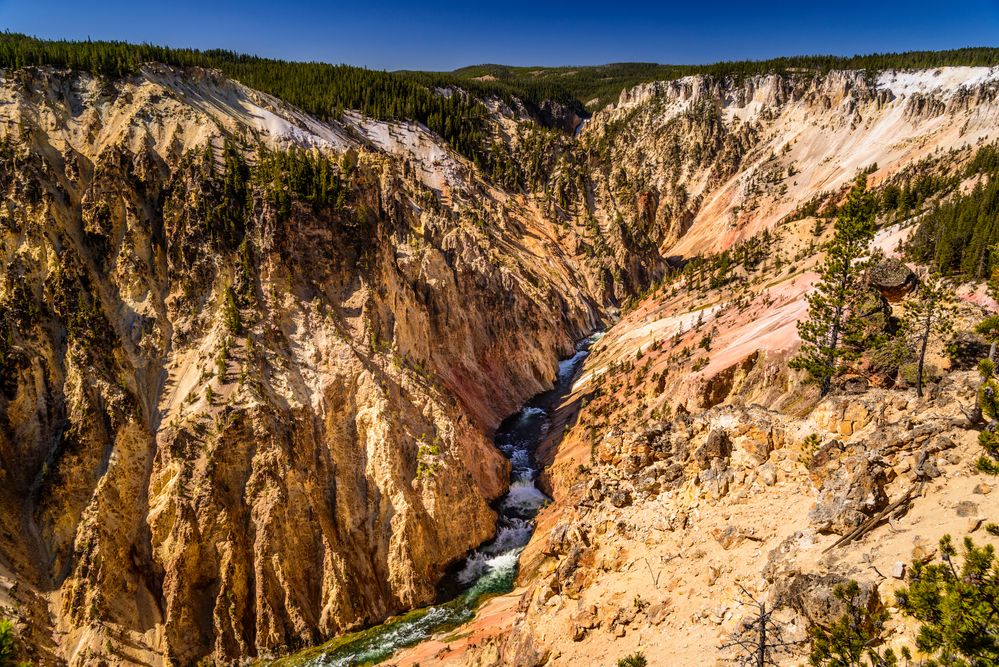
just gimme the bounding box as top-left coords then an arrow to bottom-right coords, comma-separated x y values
288,336 -> 596,666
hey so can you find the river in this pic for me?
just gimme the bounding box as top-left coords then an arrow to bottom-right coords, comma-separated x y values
293,333 -> 600,666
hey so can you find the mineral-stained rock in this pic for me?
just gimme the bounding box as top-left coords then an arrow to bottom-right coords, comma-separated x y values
868,258 -> 918,302
0,65 -> 629,665
808,439 -> 846,486
501,622 -> 551,666
809,454 -> 889,534
695,429 -> 732,469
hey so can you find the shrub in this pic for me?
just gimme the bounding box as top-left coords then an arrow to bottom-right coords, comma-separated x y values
799,433 -> 822,466
616,652 -> 648,667
0,618 -> 27,667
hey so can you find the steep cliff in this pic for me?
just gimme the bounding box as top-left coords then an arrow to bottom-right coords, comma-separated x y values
0,64 -> 626,665
4,59 -> 999,667
579,68 -> 999,258
386,67 -> 999,666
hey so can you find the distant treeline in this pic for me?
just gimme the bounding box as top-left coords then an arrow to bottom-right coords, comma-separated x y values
450,48 -> 999,109
2,33 -> 999,160
0,33 -> 499,162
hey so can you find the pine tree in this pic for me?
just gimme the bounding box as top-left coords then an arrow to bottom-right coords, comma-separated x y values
808,581 -> 896,667
222,287 -> 242,336
901,272 -> 956,397
895,536 -> 999,665
975,358 -> 999,475
791,176 -> 878,396
616,653 -> 648,667
969,263 -> 999,466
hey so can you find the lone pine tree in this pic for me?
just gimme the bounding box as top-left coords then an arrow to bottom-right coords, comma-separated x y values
792,175 -> 878,396
901,272 -> 956,397
720,585 -> 801,666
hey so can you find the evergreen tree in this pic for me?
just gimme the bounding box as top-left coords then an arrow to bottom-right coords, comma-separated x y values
808,581 -> 896,667
969,263 -> 999,467
791,175 -> 878,396
906,152 -> 999,281
976,315 -> 999,364
222,286 -> 242,335
895,536 -> 999,666
975,358 -> 999,475
901,272 -> 956,397
616,653 -> 648,667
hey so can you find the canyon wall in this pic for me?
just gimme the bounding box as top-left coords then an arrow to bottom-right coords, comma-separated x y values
3,62 -> 999,666
389,66 -> 999,667
0,65 -> 622,665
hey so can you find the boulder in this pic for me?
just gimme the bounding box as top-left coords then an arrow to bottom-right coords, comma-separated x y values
695,429 -> 732,469
698,460 -> 731,499
807,439 -> 845,486
809,455 -> 889,534
731,419 -> 782,463
868,258 -> 918,302
955,500 -> 979,518
710,526 -> 758,549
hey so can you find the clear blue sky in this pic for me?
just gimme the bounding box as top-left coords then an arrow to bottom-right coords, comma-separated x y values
1,0 -> 997,71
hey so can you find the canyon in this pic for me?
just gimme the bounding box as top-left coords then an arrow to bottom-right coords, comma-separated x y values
0,51 -> 998,667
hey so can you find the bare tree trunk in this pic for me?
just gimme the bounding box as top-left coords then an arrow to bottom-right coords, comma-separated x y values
822,273 -> 849,398
757,604 -> 766,667
917,313 -> 931,398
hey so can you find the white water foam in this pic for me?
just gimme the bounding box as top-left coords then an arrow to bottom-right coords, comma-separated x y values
501,480 -> 547,514
557,351 -> 588,383
321,606 -> 459,667
456,548 -> 523,585
510,448 -> 531,470
309,336 -> 601,667
517,406 -> 547,423
488,518 -> 533,552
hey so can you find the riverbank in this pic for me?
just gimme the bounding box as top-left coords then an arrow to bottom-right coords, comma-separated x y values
267,336 -> 599,666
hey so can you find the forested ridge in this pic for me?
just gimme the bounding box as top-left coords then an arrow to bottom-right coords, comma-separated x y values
3,33 -> 999,194
906,144 -> 999,280
0,33 -> 499,162
3,33 -> 999,142
448,48 -> 999,109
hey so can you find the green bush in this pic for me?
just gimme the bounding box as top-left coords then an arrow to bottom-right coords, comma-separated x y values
808,580 -> 895,667
616,652 -> 648,667
0,618 -> 28,667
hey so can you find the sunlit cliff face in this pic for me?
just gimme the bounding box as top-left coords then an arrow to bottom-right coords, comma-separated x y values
1,62 -> 999,667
